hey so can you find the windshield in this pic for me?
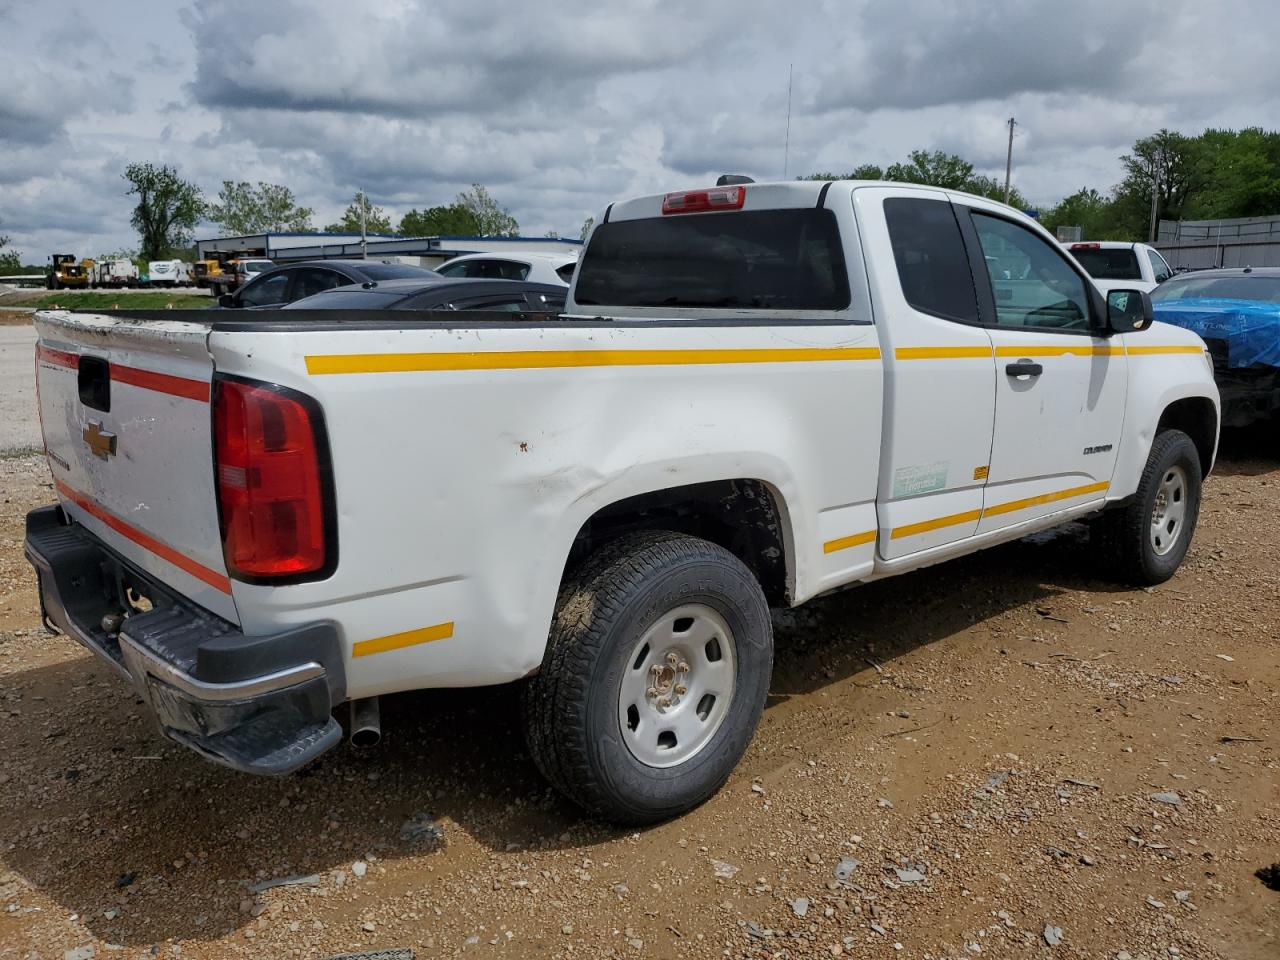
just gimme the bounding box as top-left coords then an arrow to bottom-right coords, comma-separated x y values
243,261 -> 270,274
1151,275 -> 1280,304
1070,247 -> 1142,280
574,208 -> 850,310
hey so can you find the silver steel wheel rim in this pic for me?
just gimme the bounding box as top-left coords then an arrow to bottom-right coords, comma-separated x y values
617,603 -> 737,769
1150,464 -> 1189,556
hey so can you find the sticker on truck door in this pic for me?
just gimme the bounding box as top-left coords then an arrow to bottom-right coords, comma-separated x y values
892,461 -> 950,498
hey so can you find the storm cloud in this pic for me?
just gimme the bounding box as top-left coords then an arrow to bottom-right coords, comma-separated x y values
1,0 -> 1278,261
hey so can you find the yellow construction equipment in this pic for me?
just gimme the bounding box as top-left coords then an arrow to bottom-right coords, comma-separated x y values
46,254 -> 89,290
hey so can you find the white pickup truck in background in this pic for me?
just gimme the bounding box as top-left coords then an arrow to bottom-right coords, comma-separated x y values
25,179 -> 1219,823
1065,240 -> 1175,294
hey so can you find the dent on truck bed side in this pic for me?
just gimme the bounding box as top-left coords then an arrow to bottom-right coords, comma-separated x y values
206,312 -> 883,699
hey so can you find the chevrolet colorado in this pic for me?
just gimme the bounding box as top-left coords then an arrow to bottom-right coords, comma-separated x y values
25,180 -> 1219,823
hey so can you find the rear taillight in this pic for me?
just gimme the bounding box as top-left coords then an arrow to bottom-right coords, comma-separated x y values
661,185 -> 746,215
214,377 -> 332,581
1070,242 -> 1101,250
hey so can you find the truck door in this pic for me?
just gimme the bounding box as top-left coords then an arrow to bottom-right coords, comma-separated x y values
958,206 -> 1127,535
858,189 -> 996,561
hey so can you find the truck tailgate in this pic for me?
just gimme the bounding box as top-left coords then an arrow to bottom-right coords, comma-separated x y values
33,310 -> 237,622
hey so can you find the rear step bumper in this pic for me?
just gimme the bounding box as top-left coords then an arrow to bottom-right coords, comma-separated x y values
23,504 -> 346,775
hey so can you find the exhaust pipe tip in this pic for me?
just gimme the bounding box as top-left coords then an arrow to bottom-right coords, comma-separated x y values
349,696 -> 381,748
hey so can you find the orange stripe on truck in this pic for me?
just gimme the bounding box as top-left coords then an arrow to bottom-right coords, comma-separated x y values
352,622 -> 455,658
54,479 -> 231,594
36,345 -> 208,401
111,364 -> 209,402
37,345 -> 79,369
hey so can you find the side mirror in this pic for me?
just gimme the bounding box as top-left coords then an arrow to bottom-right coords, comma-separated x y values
1106,289 -> 1152,334
218,293 -> 235,308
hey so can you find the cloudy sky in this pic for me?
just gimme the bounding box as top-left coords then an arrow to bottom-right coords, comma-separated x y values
2,0 -> 1277,262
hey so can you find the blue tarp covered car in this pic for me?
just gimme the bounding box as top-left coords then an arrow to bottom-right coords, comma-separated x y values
1149,267 -> 1280,426
1152,298 -> 1280,369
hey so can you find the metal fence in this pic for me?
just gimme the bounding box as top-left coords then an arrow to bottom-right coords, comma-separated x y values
1155,215 -> 1280,270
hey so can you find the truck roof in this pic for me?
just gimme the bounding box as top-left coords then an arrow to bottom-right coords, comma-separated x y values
603,179 -> 1025,223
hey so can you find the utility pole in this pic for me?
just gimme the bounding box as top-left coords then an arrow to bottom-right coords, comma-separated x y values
783,63 -> 793,180
359,190 -> 368,259
1003,117 -> 1016,205
1148,168 -> 1161,244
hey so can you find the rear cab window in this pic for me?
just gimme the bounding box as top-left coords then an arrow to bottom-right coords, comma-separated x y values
573,208 -> 850,310
1070,246 -> 1142,280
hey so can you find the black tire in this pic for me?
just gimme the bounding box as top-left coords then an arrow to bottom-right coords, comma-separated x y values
522,531 -> 772,824
1095,429 -> 1202,585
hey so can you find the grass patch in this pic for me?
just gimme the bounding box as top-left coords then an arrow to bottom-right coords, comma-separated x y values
0,446 -> 43,460
26,292 -> 212,311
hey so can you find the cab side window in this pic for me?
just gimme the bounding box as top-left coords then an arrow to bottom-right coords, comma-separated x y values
883,198 -> 979,324
970,213 -> 1092,331
291,268 -> 346,301
237,272 -> 289,307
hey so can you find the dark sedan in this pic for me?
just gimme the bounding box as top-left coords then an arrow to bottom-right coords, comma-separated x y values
283,276 -> 567,312
219,258 -> 440,309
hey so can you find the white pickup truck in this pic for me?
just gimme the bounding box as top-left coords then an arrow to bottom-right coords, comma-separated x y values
25,180 -> 1219,823
1065,240 -> 1174,294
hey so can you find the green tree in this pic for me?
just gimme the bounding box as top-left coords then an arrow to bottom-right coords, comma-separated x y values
208,181 -> 314,235
457,184 -> 518,236
580,216 -> 594,241
325,191 -> 392,234
123,162 -> 205,261
885,150 -> 972,189
398,204 -> 479,236
1041,188 -> 1120,240
1111,129 -> 1209,237
0,218 -> 20,272
1188,127 -> 1280,219
799,152 -> 1025,205
797,163 -> 884,181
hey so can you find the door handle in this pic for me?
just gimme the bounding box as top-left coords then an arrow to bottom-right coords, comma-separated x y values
1004,360 -> 1043,378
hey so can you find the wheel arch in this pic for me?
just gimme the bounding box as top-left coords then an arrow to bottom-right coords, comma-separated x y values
561,478 -> 798,606
1156,396 -> 1219,477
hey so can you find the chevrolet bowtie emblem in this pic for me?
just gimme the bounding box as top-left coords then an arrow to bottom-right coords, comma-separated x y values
83,420 -> 117,460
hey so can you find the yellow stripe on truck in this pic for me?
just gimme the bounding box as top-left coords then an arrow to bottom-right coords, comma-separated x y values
1125,345 -> 1207,356
353,621 -> 455,658
823,530 -> 877,554
981,481 -> 1109,518
890,509 -> 983,539
889,481 -> 1111,541
895,346 -> 993,360
992,344 -> 1122,357
306,346 -> 882,375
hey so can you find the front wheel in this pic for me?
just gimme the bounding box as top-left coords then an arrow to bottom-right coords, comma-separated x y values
1094,429 -> 1203,585
522,531 -> 773,824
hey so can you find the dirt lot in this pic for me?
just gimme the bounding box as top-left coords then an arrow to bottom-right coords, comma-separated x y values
1,436 -> 1277,960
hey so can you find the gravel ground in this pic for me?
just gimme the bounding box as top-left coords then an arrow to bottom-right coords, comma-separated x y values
0,436 -> 1277,960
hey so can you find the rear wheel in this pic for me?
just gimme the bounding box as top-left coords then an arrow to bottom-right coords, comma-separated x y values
522,531 -> 772,824
1094,429 -> 1202,585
